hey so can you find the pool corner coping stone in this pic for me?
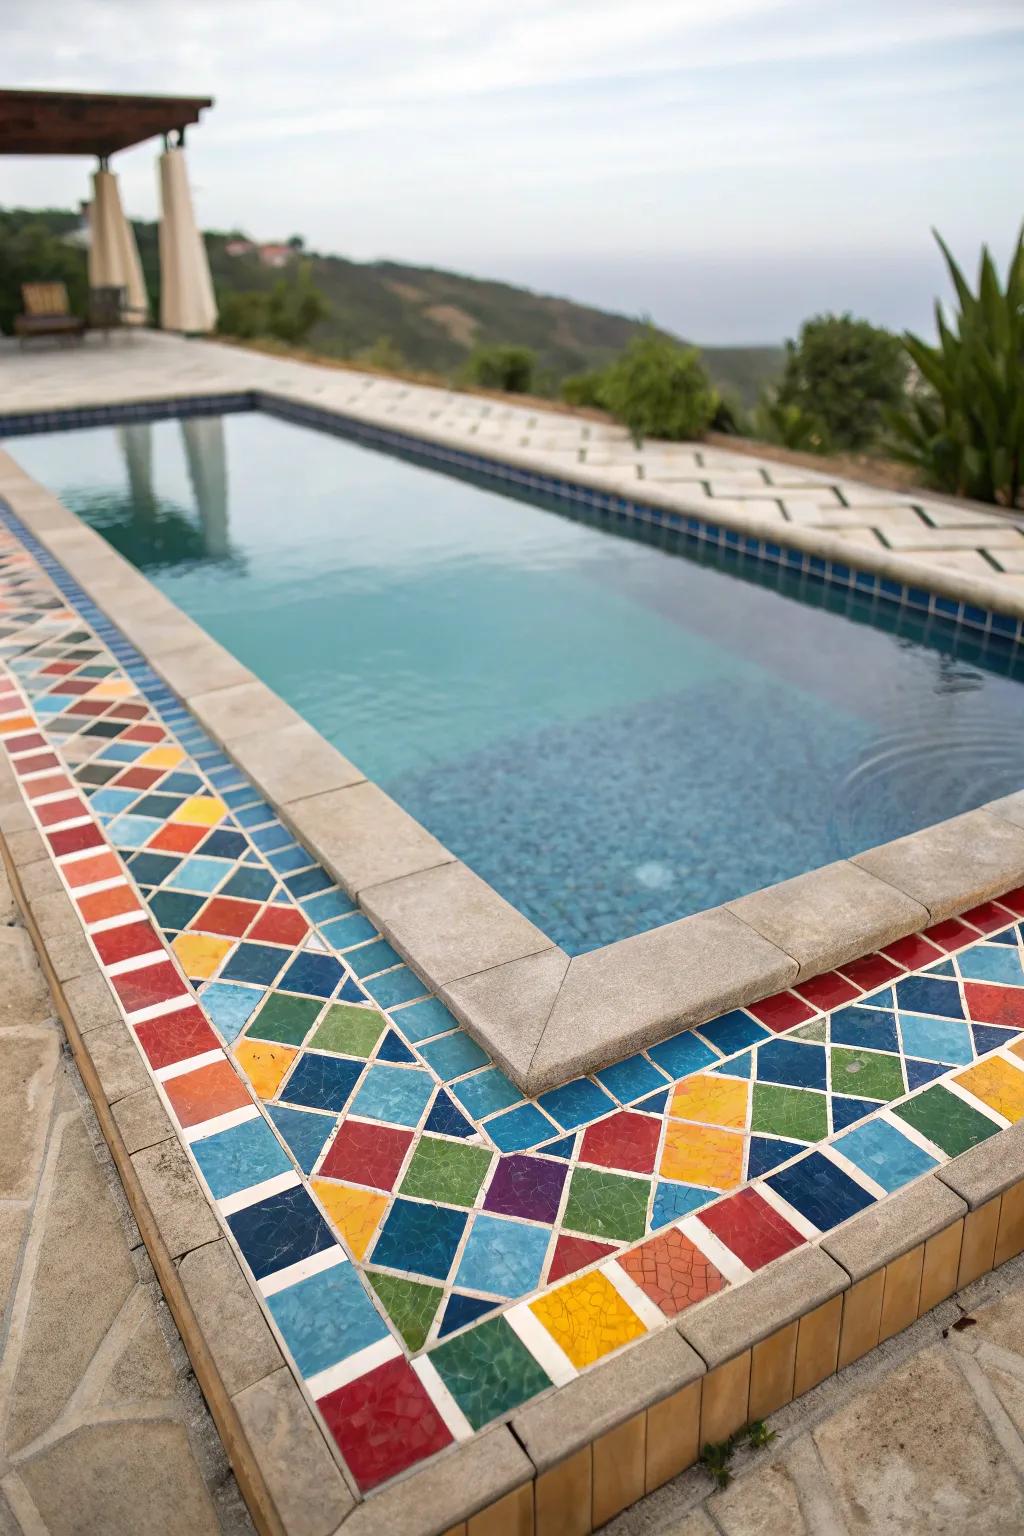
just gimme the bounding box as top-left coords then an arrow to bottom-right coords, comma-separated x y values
5,408 -> 1024,1096
676,1244 -> 849,1368
821,1174 -> 968,1281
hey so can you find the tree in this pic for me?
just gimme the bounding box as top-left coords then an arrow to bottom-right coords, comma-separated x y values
286,234 -> 305,251
886,227 -> 1023,508
216,262 -> 330,346
769,313 -> 907,453
465,345 -> 536,393
598,330 -> 718,445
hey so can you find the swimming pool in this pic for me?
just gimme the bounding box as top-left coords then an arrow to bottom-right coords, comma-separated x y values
9,410 -> 1024,955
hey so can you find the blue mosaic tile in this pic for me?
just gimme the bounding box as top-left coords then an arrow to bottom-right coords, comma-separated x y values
424,1090 -> 476,1139
487,1104 -> 557,1152
362,966 -> 429,1008
280,1053 -> 364,1113
647,1032 -> 718,1078
267,1104 -> 334,1173
595,1054 -> 668,1104
375,1030 -> 417,1064
767,1151 -> 876,1230
221,943 -> 289,986
830,1006 -> 900,1053
419,1031 -> 490,1081
835,1117 -> 938,1192
370,1198 -> 467,1282
395,997 -> 462,1044
191,1115 -> 292,1199
958,945 -> 1024,985
200,983 -> 266,1042
538,1077 -> 616,1130
455,1214 -> 549,1298
830,1095 -> 881,1131
650,1180 -> 715,1227
696,1010 -> 771,1055
898,1013 -> 974,1066
347,939 -> 403,978
350,1064 -> 435,1127
226,1185 -> 336,1281
267,1259 -> 389,1375
278,952 -> 345,998
755,1039 -> 827,1091
746,1135 -> 805,1178
894,975 -> 965,1020
437,1292 -> 500,1337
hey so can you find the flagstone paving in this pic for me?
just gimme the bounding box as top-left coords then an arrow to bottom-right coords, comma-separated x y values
1,493 -> 1024,1511
0,865 -> 250,1536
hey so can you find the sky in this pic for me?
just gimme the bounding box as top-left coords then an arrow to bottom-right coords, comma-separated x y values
4,0 -> 1023,344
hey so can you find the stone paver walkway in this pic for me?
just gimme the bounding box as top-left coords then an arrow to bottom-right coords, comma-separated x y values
0,865 -> 251,1536
2,333 -> 1024,601
615,1249 -> 1024,1536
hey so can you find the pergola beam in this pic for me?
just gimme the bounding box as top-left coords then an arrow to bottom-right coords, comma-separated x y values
0,89 -> 212,158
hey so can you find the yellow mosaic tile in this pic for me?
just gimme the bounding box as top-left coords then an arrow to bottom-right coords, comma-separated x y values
529,1269 -> 647,1368
171,931 -> 234,981
84,678 -> 136,700
233,1038 -> 296,1099
172,794 -> 228,827
313,1181 -> 388,1260
669,1072 -> 748,1129
660,1119 -> 745,1188
955,1055 -> 1024,1123
138,744 -> 185,770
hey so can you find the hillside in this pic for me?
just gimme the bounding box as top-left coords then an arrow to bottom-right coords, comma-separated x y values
0,207 -> 782,404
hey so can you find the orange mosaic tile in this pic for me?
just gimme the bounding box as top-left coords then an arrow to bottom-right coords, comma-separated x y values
163,1059 -> 252,1128
76,883 -> 141,924
233,1037 -> 297,1099
659,1120 -> 745,1189
617,1226 -> 726,1318
63,850 -> 122,887
313,1181 -> 389,1260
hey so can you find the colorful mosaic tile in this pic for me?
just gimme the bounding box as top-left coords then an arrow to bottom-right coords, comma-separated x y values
3,503 -> 1024,1499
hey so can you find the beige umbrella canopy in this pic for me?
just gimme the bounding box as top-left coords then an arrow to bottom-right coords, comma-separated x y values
158,146 -> 217,334
88,168 -> 150,323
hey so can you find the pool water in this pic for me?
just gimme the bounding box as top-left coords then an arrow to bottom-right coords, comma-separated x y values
9,411 -> 1024,955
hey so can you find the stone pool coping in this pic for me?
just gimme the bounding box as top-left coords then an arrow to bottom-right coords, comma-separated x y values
7,804 -> 1024,1536
4,399 -> 1024,1096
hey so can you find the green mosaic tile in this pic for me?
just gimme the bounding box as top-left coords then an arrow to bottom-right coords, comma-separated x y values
247,993 -> 322,1045
751,1082 -> 828,1142
367,1270 -> 441,1351
793,1019 -> 827,1043
562,1166 -> 649,1242
310,1002 -> 385,1058
399,1136 -> 493,1208
894,1085 -> 1000,1157
830,1047 -> 905,1102
429,1315 -> 551,1429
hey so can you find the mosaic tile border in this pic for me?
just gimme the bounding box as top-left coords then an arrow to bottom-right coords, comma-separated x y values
1,492 -> 1024,1536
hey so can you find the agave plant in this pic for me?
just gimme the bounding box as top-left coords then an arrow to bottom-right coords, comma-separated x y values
886,227 -> 1024,507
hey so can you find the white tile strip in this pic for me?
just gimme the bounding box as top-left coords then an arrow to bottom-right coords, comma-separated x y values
412,1357 -> 474,1441
306,1335 -> 401,1400
504,1300 -> 577,1386
259,1244 -> 346,1298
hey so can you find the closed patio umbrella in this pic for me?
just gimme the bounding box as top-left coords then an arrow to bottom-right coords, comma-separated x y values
158,146 -> 217,334
88,168 -> 149,323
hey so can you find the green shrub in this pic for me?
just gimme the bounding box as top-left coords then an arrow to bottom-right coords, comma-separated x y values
355,336 -> 408,372
753,396 -> 829,453
771,312 -> 907,453
217,262 -> 329,346
886,227 -> 1023,507
465,345 -> 536,393
599,331 -> 718,445
561,369 -> 609,408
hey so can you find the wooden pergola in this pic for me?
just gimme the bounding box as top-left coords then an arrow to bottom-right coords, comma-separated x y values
0,88 -> 217,334
0,88 -> 212,160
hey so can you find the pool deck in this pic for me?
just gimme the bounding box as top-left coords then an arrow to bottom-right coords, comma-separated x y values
2,332 -> 1024,1535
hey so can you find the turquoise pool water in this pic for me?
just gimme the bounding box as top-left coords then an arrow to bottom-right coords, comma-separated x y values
9,411 -> 1024,954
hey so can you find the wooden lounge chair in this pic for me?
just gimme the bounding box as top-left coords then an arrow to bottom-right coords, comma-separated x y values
14,282 -> 86,347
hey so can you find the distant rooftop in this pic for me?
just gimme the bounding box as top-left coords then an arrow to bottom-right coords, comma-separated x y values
0,88 -> 213,157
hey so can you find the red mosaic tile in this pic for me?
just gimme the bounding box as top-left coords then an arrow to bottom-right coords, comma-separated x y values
837,952 -> 903,990
318,1354 -> 452,1492
580,1111 -> 660,1174
66,699 -> 109,717
134,1005 -> 219,1070
49,677 -> 93,696
34,796 -> 87,827
998,887 -> 1024,917
147,822 -> 207,854
0,722 -> 36,743
110,959 -> 189,1015
247,905 -> 309,946
698,1187 -> 804,1270
24,772 -> 73,799
11,746 -> 55,770
618,1226 -> 726,1317
191,896 -> 261,938
109,703 -> 149,722
964,982 -> 1024,1030
121,724 -> 165,743
39,661 -> 77,676
925,917 -> 980,952
793,971 -> 860,1010
883,933 -> 943,969
47,822 -> 105,858
163,1058 -> 251,1128
318,1119 -> 413,1190
546,1233 -> 616,1283
745,991 -> 815,1033
92,918 -> 164,967
961,901 -> 1016,934
112,765 -> 164,790
64,850 -> 121,888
